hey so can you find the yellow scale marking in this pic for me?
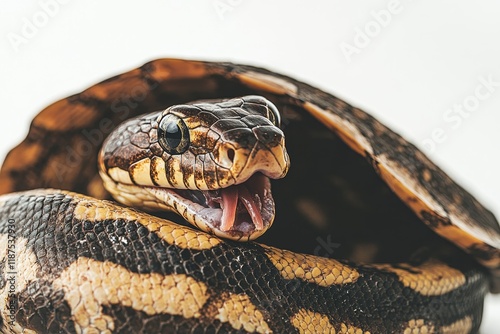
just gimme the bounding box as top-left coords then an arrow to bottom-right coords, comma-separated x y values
402,319 -> 435,334
108,167 -> 132,185
214,293 -> 272,333
129,158 -> 155,186
73,198 -> 221,250
290,309 -> 371,334
402,316 -> 472,334
441,316 -> 473,333
262,245 -> 359,287
291,309 -> 336,334
52,257 -> 210,334
151,156 -> 169,186
374,260 -> 466,296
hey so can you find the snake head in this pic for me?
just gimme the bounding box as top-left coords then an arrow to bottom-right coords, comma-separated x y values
98,96 -> 290,241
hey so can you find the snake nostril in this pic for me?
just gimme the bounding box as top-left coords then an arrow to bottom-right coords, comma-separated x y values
217,146 -> 237,169
227,148 -> 235,164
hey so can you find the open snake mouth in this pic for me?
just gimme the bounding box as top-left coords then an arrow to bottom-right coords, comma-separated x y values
173,173 -> 274,238
97,169 -> 279,241
100,170 -> 277,241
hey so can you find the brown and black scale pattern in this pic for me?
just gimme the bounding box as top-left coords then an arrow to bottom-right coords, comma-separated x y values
0,192 -> 489,333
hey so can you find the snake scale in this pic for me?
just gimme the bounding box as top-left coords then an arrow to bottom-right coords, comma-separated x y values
0,59 -> 499,334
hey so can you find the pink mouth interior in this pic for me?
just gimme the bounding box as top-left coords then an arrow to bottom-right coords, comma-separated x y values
175,173 -> 274,236
220,177 -> 265,232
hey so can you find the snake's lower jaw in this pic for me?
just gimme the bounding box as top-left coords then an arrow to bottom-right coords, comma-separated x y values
101,171 -> 276,241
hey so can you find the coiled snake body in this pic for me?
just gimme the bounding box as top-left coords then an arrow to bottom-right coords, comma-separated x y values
0,59 -> 499,333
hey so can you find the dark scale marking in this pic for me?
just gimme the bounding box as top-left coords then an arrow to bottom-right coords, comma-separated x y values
210,119 -> 246,136
221,128 -> 255,147
193,156 -> 205,190
216,98 -> 243,109
137,61 -> 163,88
205,129 -> 220,151
188,126 -> 209,149
211,119 -> 248,133
67,94 -> 109,115
242,102 -> 273,120
364,150 -> 380,175
180,151 -> 196,189
241,114 -> 272,128
202,154 -> 219,190
217,107 -> 247,119
102,113 -> 159,171
198,111 -> 220,127
149,142 -> 164,157
420,210 -> 452,229
14,280 -> 76,334
169,105 -> 203,118
189,145 -> 210,157
468,244 -> 500,262
163,156 -> 178,187
253,126 -> 283,147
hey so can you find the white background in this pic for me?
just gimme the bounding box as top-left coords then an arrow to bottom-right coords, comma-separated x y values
0,0 -> 499,332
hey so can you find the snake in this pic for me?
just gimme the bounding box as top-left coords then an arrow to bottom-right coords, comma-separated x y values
0,59 -> 499,334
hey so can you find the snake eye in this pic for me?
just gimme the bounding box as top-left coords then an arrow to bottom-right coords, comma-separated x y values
267,101 -> 281,127
158,114 -> 190,154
